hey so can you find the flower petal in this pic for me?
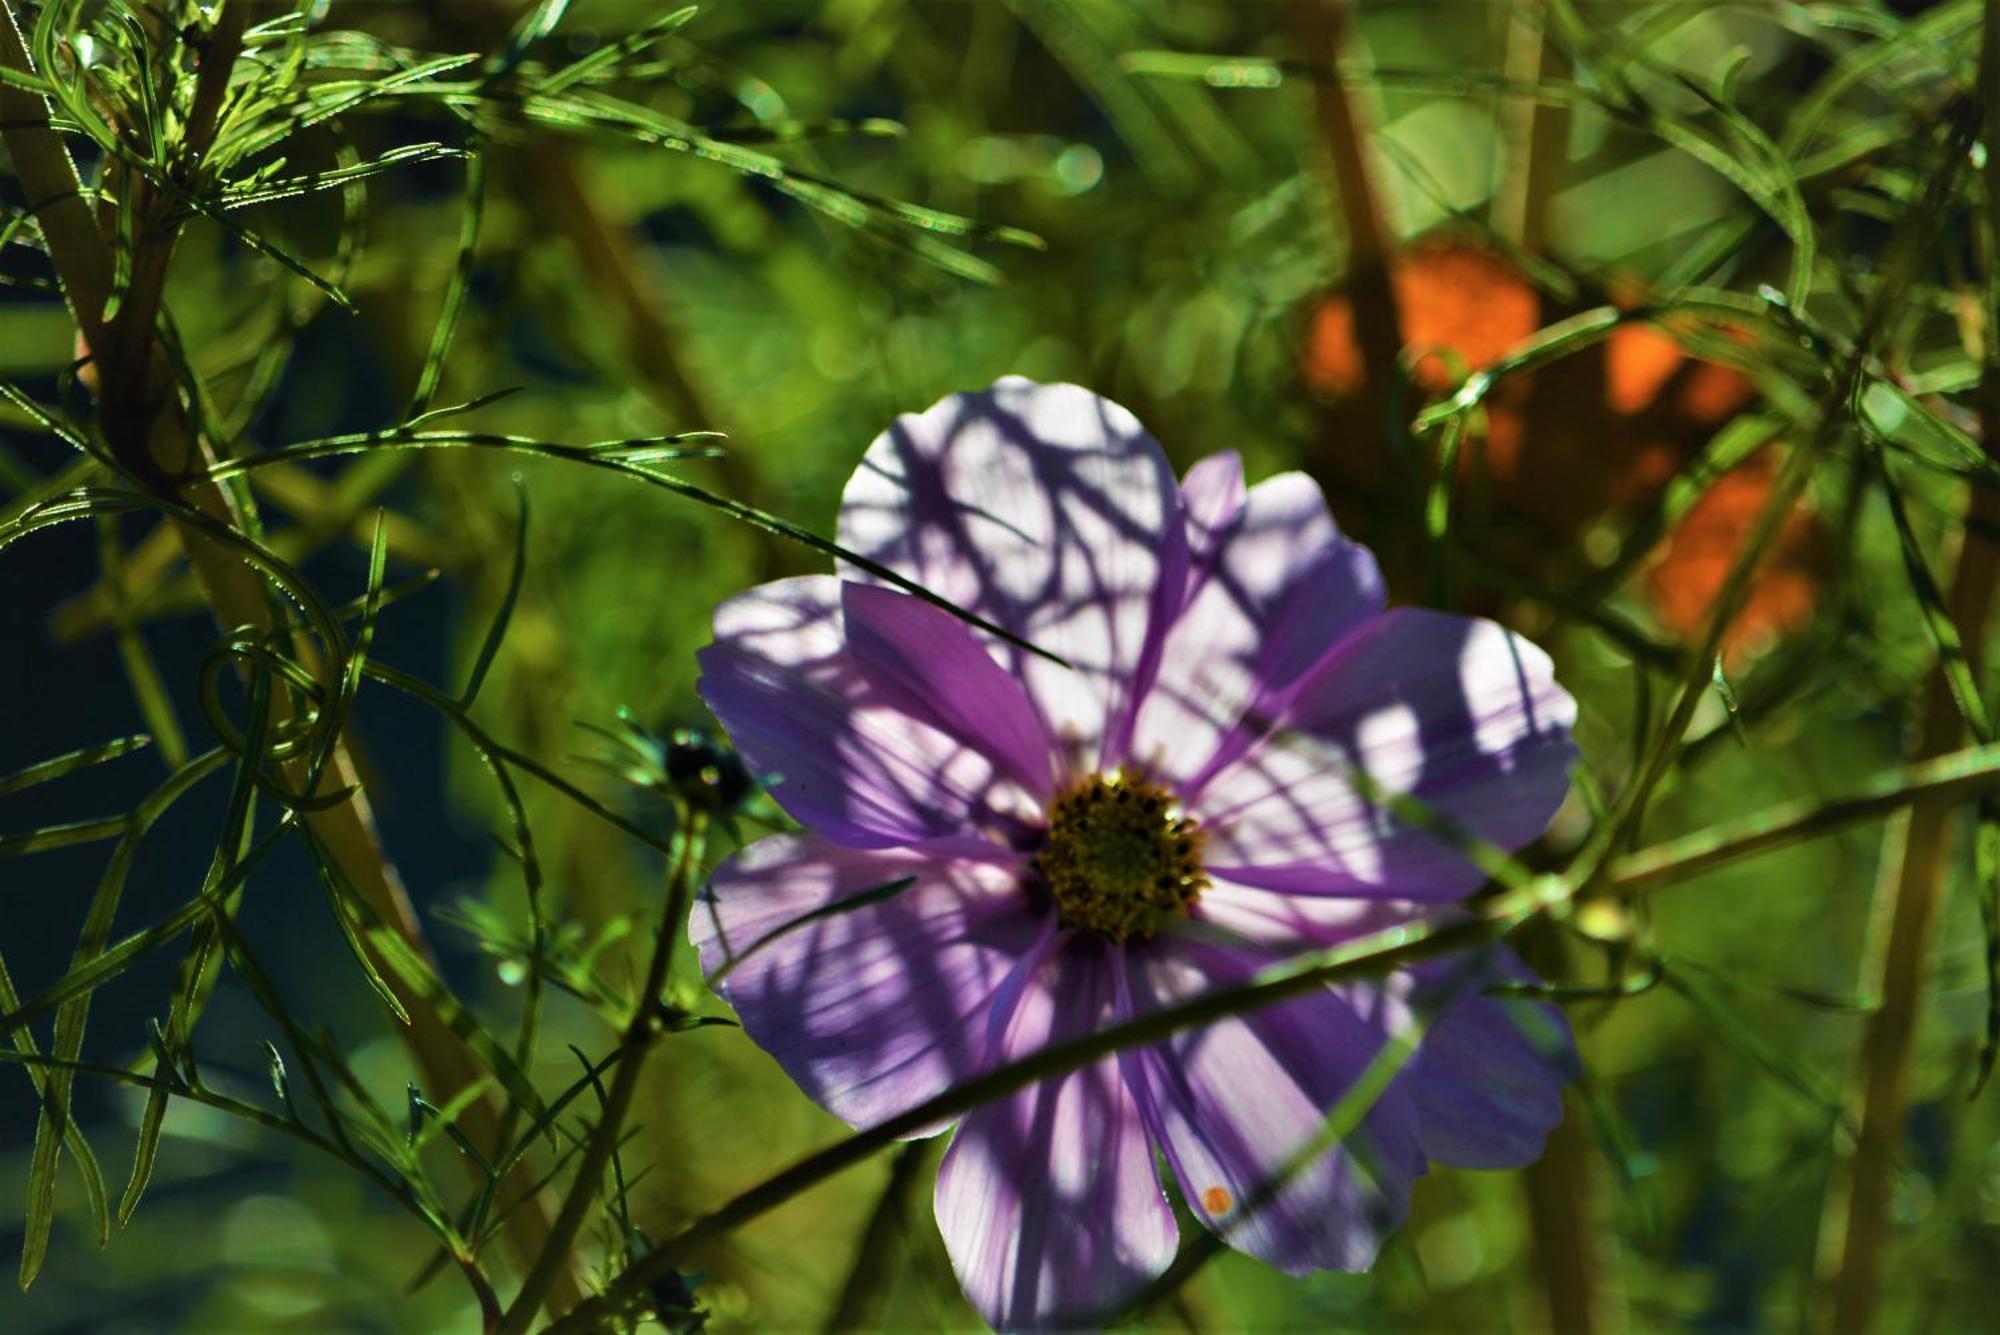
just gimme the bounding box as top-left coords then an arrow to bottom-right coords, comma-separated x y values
1130,468 -> 1385,792
935,943 -> 1176,1330
1123,941 -> 1426,1275
1178,450 -> 1246,572
693,834 -> 1041,1130
1196,608 -> 1577,900
838,377 -> 1189,777
698,575 -> 1046,848
841,582 -> 1054,802
1400,954 -> 1574,1169
1189,875 -> 1435,956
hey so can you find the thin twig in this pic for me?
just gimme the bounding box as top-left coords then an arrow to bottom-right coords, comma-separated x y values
1608,743 -> 2000,897
1497,12 -> 1598,1329
544,881 -> 1553,1334
1298,0 -> 1402,396
499,810 -> 707,1333
1822,10 -> 2000,1326
820,1142 -> 931,1334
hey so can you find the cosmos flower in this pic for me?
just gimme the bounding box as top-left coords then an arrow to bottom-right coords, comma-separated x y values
693,378 -> 1579,1330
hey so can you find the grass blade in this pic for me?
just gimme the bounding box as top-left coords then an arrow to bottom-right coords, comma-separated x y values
0,735 -> 152,796
461,480 -> 526,709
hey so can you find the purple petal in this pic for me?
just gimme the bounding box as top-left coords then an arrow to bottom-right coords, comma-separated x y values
837,378 -> 1189,777
1190,875 -> 1437,957
693,834 -> 1042,1130
1122,941 -> 1426,1275
698,576 -> 1047,848
1178,882 -> 1570,1160
1195,608 -> 1577,900
935,943 -> 1176,1330
1129,468 -> 1385,792
841,582 -> 1054,801
1399,953 -> 1573,1169
1178,450 -> 1246,573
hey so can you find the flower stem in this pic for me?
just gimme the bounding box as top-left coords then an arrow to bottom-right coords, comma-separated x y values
1608,743 -> 2000,897
1497,18 -> 1599,1323
1822,469 -> 2000,1335
1821,10 -> 2000,1325
1524,1103 -> 1600,1334
500,809 -> 708,1334
546,893 -> 1537,1333
1297,0 -> 1402,392
1495,2 -> 1569,258
0,2 -> 580,1314
820,1141 -> 932,1334
1519,922 -> 1606,1335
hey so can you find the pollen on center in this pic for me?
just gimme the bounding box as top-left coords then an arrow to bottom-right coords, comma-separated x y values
1031,767 -> 1206,943
1201,1186 -> 1233,1215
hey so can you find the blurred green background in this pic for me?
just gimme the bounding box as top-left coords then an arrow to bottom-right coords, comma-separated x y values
6,0 -> 2000,1331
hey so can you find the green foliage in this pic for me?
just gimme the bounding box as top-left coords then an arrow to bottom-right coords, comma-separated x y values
7,1 -> 2000,1332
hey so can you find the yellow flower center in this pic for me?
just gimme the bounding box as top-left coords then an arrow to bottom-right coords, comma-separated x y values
1032,768 -> 1206,942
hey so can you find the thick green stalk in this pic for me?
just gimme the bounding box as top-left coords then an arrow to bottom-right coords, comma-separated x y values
1497,12 -> 1599,1327
1520,921 -> 1605,1335
1495,1 -> 1569,257
1822,492 -> 2000,1335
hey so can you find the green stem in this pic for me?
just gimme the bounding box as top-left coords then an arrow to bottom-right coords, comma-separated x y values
1495,0 -> 1569,256
1298,0 -> 1403,392
1608,743 -> 2000,897
545,886 -> 1545,1333
1822,12 -> 2000,1326
1584,101 -> 1981,878
1519,926 -> 1601,1335
500,810 -> 707,1333
0,2 -> 580,1312
1496,16 -> 1597,1327
820,1142 -> 931,1334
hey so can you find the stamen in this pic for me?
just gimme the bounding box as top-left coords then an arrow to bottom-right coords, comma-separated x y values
1032,768 -> 1206,942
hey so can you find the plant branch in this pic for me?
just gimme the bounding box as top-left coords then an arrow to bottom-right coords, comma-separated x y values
544,881 -> 1550,1333
1585,100 -> 1981,875
0,3 -> 580,1313
1608,743 -> 2000,897
1298,0 -> 1402,394
1822,13 -> 2000,1326
500,810 -> 707,1333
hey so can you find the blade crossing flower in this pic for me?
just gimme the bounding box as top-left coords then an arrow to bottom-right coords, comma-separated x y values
694,377 -> 1579,1331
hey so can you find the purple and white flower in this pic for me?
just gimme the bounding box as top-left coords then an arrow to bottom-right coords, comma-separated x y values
694,378 -> 1579,1330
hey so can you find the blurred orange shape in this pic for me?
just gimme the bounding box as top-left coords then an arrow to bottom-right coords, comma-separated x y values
1645,449 -> 1821,665
1303,237 -> 1818,661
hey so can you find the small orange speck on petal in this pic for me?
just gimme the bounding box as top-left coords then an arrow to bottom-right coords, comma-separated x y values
1201,1186 -> 1232,1214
